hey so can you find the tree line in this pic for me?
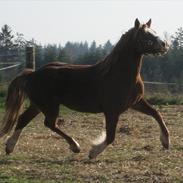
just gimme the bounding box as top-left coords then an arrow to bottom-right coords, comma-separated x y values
1,24 -> 183,84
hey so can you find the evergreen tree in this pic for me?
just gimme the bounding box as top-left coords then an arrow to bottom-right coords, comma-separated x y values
14,33 -> 27,49
58,49 -> 72,63
43,44 -> 58,64
0,24 -> 14,59
90,41 -> 97,52
35,44 -> 44,68
103,40 -> 113,55
171,27 -> 183,49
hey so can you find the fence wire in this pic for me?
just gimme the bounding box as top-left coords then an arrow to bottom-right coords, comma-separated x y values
0,50 -> 26,85
144,81 -> 183,96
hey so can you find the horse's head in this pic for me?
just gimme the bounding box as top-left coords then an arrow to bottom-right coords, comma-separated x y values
134,19 -> 169,55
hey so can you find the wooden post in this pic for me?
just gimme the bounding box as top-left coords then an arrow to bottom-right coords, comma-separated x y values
26,47 -> 35,70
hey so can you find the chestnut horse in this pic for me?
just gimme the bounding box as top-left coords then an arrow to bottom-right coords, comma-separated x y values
0,19 -> 170,159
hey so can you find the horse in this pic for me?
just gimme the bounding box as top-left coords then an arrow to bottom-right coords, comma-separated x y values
0,19 -> 170,159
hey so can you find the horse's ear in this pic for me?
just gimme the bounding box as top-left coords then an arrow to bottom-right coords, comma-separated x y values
146,19 -> 152,28
135,18 -> 140,29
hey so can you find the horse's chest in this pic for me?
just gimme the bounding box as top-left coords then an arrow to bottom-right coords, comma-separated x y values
102,79 -> 144,109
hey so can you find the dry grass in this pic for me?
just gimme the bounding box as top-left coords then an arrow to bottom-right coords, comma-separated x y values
0,105 -> 183,183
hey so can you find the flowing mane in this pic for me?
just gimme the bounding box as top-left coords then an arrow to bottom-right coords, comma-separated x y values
96,27 -> 138,75
111,28 -> 137,53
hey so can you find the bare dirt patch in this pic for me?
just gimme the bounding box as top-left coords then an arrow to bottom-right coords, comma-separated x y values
0,105 -> 183,182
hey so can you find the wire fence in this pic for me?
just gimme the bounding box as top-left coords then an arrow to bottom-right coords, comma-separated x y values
0,50 -> 26,85
144,81 -> 183,96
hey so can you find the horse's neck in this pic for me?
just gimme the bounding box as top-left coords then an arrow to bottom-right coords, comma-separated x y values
106,49 -> 143,79
125,53 -> 143,77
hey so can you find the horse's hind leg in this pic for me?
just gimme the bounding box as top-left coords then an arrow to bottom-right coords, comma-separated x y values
43,106 -> 80,153
89,114 -> 119,159
6,104 -> 40,154
132,97 -> 170,149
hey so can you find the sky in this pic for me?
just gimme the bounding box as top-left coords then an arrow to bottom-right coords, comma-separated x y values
0,0 -> 183,46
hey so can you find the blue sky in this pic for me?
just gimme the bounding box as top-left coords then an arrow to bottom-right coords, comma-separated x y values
0,0 -> 182,45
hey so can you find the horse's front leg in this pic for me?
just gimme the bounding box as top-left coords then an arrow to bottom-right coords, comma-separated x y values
132,98 -> 170,149
89,114 -> 119,159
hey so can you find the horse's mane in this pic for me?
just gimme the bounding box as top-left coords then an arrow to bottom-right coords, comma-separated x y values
96,27 -> 138,75
110,28 -> 137,55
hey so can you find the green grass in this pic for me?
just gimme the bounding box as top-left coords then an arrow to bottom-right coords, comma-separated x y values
0,176 -> 79,183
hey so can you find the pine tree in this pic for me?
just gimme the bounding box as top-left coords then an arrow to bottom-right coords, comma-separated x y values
172,27 -> 183,49
0,24 -> 14,58
103,40 -> 113,55
58,49 -> 72,63
90,41 -> 97,52
43,44 -> 58,64
14,33 -> 26,49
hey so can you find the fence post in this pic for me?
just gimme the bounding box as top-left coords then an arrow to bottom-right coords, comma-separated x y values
26,46 -> 35,70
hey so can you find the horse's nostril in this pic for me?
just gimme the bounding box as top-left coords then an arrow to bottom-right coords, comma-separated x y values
162,41 -> 169,48
165,41 -> 169,48
162,41 -> 166,47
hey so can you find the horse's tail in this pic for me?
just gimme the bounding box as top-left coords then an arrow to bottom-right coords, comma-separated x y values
0,69 -> 33,138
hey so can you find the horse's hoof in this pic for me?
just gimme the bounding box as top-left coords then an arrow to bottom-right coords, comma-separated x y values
88,147 -> 98,159
88,151 -> 97,159
160,134 -> 170,150
88,153 -> 95,159
5,140 -> 15,155
162,142 -> 170,150
69,145 -> 81,153
88,141 -> 107,159
69,139 -> 81,153
5,146 -> 13,155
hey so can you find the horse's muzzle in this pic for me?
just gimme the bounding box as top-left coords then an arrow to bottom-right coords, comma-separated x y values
157,39 -> 169,54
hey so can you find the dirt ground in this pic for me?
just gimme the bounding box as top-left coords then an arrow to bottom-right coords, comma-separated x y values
0,105 -> 183,183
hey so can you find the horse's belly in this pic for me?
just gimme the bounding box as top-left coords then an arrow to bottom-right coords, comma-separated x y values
58,91 -> 101,113
62,99 -> 102,113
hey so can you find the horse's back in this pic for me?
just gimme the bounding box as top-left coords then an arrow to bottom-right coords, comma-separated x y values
26,62 -> 102,113
39,61 -> 92,70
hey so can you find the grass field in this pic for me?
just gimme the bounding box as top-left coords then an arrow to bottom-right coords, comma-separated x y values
0,105 -> 183,183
